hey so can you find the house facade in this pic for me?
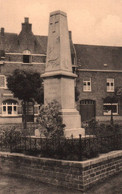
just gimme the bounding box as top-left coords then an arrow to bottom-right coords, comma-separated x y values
75,44 -> 122,123
0,18 -> 47,123
0,18 -> 122,124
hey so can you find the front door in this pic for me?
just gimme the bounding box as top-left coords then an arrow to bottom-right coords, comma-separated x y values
80,100 -> 96,122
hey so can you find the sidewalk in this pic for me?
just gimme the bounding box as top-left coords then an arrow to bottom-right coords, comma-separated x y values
0,173 -> 122,194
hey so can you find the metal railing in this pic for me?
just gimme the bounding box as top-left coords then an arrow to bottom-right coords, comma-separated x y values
0,134 -> 122,161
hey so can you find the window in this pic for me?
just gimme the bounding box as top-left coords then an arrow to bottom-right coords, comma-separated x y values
0,50 -> 5,61
23,55 -> 30,63
0,75 -> 7,89
107,78 -> 114,92
83,78 -> 91,92
23,50 -> 31,63
2,100 -> 18,116
103,103 -> 118,115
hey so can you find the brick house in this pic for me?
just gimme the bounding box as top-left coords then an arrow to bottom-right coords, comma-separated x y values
0,18 -> 47,124
0,18 -> 122,124
74,44 -> 122,123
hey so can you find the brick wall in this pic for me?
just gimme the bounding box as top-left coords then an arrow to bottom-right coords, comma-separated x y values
0,150 -> 122,191
77,71 -> 122,121
1,62 -> 45,75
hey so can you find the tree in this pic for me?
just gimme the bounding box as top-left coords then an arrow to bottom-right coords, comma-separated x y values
115,87 -> 122,100
7,69 -> 43,129
104,87 -> 122,125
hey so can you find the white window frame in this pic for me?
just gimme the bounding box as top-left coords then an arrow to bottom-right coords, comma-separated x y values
2,101 -> 18,116
103,103 -> 118,115
83,78 -> 91,92
106,78 -> 114,92
0,75 -> 7,89
34,104 -> 40,115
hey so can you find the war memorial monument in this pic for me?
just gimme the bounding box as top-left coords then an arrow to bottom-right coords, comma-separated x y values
42,10 -> 85,137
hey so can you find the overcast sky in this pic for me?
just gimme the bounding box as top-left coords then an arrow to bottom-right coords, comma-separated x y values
0,0 -> 122,46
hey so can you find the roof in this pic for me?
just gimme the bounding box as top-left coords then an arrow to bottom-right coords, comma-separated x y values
74,44 -> 122,70
0,33 -> 18,52
0,32 -> 48,54
0,29 -> 122,70
35,36 -> 48,54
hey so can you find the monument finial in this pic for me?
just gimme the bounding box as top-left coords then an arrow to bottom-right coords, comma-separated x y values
50,10 -> 67,17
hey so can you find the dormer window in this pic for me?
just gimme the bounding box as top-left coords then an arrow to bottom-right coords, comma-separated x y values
0,50 -> 5,61
23,50 -> 31,63
23,55 -> 30,63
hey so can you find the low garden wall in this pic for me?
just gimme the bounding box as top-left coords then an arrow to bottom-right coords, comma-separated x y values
0,150 -> 122,191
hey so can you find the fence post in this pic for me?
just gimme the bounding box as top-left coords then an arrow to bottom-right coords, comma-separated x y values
35,138 -> 37,150
79,134 -> 82,161
20,137 -> 22,151
0,136 -> 2,150
25,137 -> 26,151
30,137 -> 31,150
10,136 -> 12,152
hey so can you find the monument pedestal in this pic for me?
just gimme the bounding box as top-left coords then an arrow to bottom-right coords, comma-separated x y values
61,109 -> 85,138
42,72 -> 85,138
64,128 -> 85,138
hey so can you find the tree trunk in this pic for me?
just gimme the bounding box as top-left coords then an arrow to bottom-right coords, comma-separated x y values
110,109 -> 113,126
23,101 -> 27,130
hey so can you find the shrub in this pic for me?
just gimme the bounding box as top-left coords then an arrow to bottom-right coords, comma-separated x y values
82,143 -> 99,160
37,100 -> 65,139
0,126 -> 22,152
84,118 -> 122,137
29,137 -> 99,161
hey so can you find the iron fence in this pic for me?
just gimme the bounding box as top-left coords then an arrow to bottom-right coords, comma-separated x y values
0,134 -> 122,161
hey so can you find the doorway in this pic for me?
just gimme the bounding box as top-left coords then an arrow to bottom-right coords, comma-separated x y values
80,99 -> 96,122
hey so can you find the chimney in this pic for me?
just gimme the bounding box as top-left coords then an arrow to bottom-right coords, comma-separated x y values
25,17 -> 29,23
22,17 -> 32,32
1,28 -> 4,36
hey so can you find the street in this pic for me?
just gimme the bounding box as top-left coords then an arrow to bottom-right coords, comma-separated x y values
0,173 -> 122,194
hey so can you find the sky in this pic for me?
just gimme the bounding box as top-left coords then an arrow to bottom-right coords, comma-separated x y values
0,0 -> 122,46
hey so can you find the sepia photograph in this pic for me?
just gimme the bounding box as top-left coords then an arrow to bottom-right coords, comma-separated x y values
0,0 -> 122,193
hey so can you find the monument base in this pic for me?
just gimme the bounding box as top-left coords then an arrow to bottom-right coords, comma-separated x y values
64,128 -> 85,138
61,109 -> 85,138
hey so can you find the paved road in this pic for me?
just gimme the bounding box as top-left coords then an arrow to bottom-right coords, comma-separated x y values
0,173 -> 122,194
0,174 -> 80,194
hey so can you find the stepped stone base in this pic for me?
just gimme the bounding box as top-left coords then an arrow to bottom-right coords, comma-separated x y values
61,109 -> 85,138
64,128 -> 85,138
61,109 -> 81,127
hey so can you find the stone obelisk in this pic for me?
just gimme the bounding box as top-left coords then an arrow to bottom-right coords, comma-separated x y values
42,10 -> 85,137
